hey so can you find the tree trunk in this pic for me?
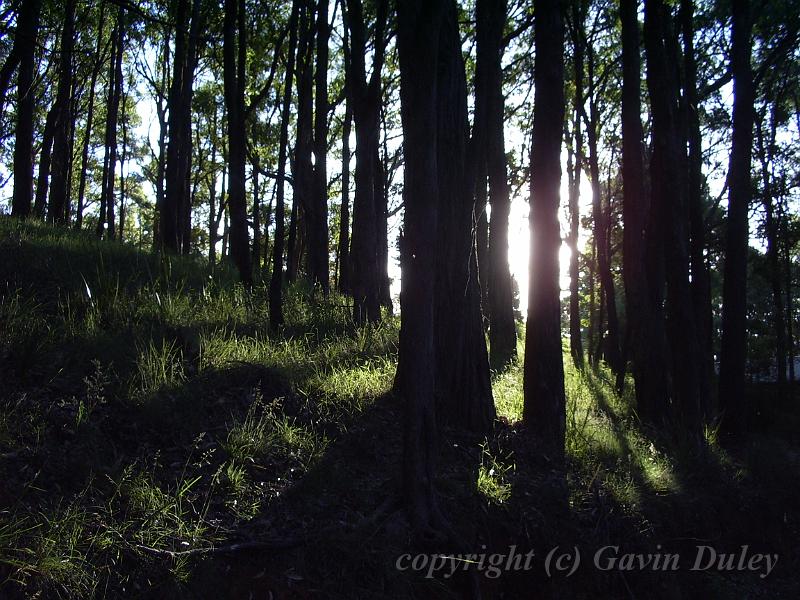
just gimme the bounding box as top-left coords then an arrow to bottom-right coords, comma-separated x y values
10,0 -> 40,219
34,104 -> 58,220
269,0 -> 300,328
337,60 -> 352,294
224,0 -> 253,285
309,0 -> 330,293
48,0 -> 76,224
478,0 -> 517,370
523,0 -> 566,455
645,0 -> 703,434
755,112 -> 786,384
346,0 -> 388,323
620,0 -> 669,421
99,7 -> 124,240
396,0 -> 445,536
433,0 -> 495,434
680,0 -> 713,416
718,0 -> 754,438
584,39 -> 623,385
76,6 -> 108,229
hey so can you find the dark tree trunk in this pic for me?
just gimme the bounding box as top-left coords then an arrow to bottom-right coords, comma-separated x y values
433,0 -> 495,434
523,0 -> 566,455
224,0 -> 253,285
645,0 -> 703,434
119,83 -> 128,241
784,216 -> 796,382
252,158 -> 261,271
396,0 -> 445,536
48,0 -> 76,224
681,0 -> 713,415
162,0 -> 201,253
620,0 -> 669,421
375,139 -> 392,311
477,0 -> 517,370
10,0 -> 40,219
269,0 -> 300,329
98,7 -> 124,240
567,2 -> 585,368
76,6 -> 109,229
346,0 -> 388,323
718,0 -> 754,438
207,106 -> 219,267
33,104 -> 58,220
309,0 -> 330,293
337,62 -> 352,294
565,116 -> 583,368
756,112 -> 786,384
584,39 -> 623,385
151,31 -> 170,246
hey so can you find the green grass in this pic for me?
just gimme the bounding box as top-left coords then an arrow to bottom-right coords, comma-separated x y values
1,217 -> 798,599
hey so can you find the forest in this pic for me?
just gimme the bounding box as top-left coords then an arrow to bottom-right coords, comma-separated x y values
1,0 -> 799,597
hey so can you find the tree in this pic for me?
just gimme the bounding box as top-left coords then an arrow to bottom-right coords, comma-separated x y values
620,0 -> 669,420
224,0 -> 253,285
269,0 -> 301,329
718,0 -> 755,438
48,0 -> 77,224
523,0 -> 566,454
434,0 -> 495,433
477,0 -> 517,370
309,0 -> 330,293
346,0 -> 389,323
10,0 -> 41,219
396,0 -> 445,536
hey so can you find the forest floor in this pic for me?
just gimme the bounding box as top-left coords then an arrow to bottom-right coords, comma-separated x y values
1,217 -> 799,599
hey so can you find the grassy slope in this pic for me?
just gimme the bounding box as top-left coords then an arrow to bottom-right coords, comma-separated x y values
1,217 -> 798,599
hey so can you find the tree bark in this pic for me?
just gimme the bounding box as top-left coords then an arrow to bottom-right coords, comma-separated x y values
620,0 -> 669,421
346,0 -> 388,323
337,59 -> 352,294
48,0 -> 76,224
224,0 -> 253,285
718,0 -> 754,438
523,0 -> 566,455
433,0 -> 495,434
645,0 -> 703,434
396,0 -> 445,536
678,0 -> 714,417
10,0 -> 40,219
269,0 -> 300,329
755,110 -> 786,384
309,0 -> 330,293
33,103 -> 58,220
478,0 -> 517,370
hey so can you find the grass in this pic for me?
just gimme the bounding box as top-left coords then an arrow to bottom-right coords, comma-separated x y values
1,217 -> 799,598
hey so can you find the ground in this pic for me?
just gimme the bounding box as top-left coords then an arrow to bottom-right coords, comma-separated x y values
1,218 -> 798,599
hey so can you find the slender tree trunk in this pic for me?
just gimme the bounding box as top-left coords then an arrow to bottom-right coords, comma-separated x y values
269,0 -> 300,328
756,113 -> 787,384
309,0 -> 330,292
208,108 -> 219,267
252,158 -> 261,271
338,65 -> 352,294
478,0 -> 517,370
99,7 -> 124,240
718,0 -> 754,438
523,0 -> 566,455
47,0 -> 76,223
76,6 -> 108,229
565,115 -> 583,368
119,83 -> 128,241
224,0 -> 253,285
620,0 -> 668,420
34,105 -> 58,220
10,0 -> 40,219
